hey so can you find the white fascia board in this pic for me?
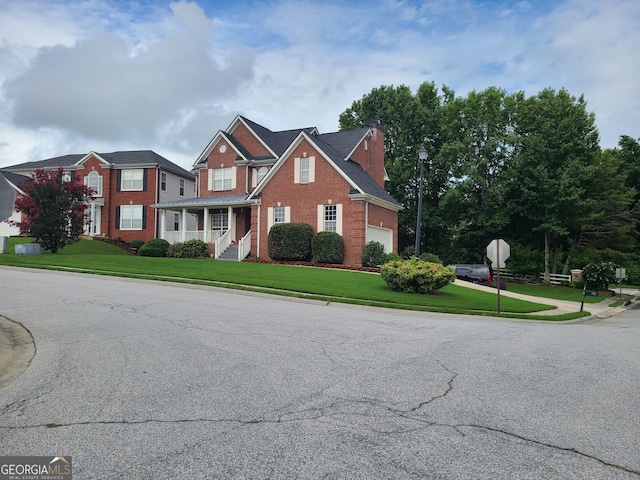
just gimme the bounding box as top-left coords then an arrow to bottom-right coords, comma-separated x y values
348,193 -> 403,212
229,116 -> 278,159
343,129 -> 372,162
194,131 -> 246,167
249,131 -> 362,199
74,151 -> 110,166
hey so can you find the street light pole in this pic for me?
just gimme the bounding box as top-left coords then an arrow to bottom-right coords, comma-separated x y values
414,148 -> 428,258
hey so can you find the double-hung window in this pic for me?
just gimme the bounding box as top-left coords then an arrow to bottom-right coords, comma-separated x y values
300,158 -> 310,183
161,172 -> 167,191
179,178 -> 185,196
324,205 -> 337,232
120,205 -> 143,230
121,169 -> 144,190
211,167 -> 233,191
274,206 -> 286,224
212,213 -> 229,231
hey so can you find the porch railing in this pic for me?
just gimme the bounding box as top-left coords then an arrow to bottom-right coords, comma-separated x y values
214,229 -> 232,260
164,230 -> 224,244
238,230 -> 251,261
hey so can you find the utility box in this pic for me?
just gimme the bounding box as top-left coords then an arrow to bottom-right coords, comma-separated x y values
15,243 -> 41,255
0,236 -> 7,253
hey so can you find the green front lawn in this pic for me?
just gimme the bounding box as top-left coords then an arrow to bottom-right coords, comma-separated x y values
0,238 -> 594,320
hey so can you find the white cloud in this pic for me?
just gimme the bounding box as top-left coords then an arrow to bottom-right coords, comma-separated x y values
0,0 -> 637,171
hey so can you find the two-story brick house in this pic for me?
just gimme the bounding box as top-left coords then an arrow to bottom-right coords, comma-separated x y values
3,150 -> 196,243
153,116 -> 402,266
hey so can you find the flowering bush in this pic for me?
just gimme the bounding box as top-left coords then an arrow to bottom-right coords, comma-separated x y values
381,258 -> 456,294
583,262 -> 618,290
12,168 -> 94,253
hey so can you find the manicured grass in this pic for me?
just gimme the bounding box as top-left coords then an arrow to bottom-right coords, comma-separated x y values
506,281 -> 604,304
5,237 -> 129,255
0,238 -> 593,320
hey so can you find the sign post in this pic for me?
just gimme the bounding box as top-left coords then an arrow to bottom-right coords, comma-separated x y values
487,239 -> 510,313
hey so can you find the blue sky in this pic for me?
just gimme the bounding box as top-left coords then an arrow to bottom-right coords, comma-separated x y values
0,0 -> 637,170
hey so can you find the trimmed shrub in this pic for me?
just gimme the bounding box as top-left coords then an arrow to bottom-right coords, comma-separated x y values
384,252 -> 402,264
361,241 -> 386,267
268,223 -> 313,261
583,262 -> 617,290
166,239 -> 209,258
381,258 -> 456,294
419,252 -> 443,264
312,231 -> 344,264
129,239 -> 145,250
138,238 -> 170,257
626,264 -> 640,285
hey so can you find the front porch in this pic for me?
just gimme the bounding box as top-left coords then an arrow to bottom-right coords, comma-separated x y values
153,195 -> 255,261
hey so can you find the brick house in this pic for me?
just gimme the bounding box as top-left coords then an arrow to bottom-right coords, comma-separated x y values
3,151 -> 196,243
153,116 -> 402,266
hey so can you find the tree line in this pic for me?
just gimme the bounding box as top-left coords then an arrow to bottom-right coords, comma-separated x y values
339,83 -> 640,280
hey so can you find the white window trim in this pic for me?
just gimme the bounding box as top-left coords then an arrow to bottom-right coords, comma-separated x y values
121,169 -> 144,191
294,156 -> 315,184
161,172 -> 167,191
84,171 -> 103,197
317,204 -> 342,235
208,167 -> 237,191
120,205 -> 143,230
267,206 -> 291,231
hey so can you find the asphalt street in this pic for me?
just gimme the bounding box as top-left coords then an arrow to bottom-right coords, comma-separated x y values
0,267 -> 638,479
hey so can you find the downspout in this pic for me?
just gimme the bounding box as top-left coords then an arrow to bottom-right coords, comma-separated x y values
257,200 -> 261,258
154,166 -> 159,238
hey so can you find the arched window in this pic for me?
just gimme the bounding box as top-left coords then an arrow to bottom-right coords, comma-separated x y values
84,170 -> 103,196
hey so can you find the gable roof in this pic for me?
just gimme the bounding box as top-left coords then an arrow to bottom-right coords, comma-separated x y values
0,170 -> 29,191
4,150 -> 194,179
249,125 -> 401,209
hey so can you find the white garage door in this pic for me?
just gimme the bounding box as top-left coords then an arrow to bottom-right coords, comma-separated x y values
367,226 -> 393,253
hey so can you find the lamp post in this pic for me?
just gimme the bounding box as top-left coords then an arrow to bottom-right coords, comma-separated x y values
414,147 -> 428,257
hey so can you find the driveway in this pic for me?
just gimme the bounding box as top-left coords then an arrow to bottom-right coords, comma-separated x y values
1,267 -> 639,479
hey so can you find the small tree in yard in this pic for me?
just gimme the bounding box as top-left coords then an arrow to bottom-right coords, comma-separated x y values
12,168 -> 94,253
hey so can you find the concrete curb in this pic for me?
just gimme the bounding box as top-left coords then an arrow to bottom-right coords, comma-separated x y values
0,315 -> 36,388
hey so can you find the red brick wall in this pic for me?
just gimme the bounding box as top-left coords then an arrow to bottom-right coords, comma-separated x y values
368,203 -> 399,253
107,167 -> 157,242
347,125 -> 385,187
252,139 -> 375,266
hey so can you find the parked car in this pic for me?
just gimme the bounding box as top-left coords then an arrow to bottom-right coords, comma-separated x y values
450,264 -> 492,284
450,264 -> 506,290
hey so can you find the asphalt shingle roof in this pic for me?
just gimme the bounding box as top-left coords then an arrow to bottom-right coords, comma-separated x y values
4,151 -> 194,178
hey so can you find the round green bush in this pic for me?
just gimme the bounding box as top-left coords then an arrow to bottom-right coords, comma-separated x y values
381,258 -> 456,294
129,239 -> 145,250
361,241 -> 386,267
384,252 -> 402,264
166,239 -> 209,258
312,231 -> 344,264
138,238 -> 170,257
268,223 -> 313,261
419,252 -> 443,264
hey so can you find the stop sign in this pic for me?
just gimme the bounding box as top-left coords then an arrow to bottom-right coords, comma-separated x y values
487,239 -> 510,268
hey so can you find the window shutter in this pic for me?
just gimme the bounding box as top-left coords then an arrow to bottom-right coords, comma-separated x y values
317,205 -> 324,232
231,167 -> 237,189
142,206 -> 147,229
294,158 -> 300,184
336,204 -> 343,235
284,206 -> 291,223
268,207 -> 274,231
308,156 -> 315,183
142,169 -> 147,191
115,206 -> 121,229
116,170 -> 121,192
252,168 -> 257,188
208,169 -> 213,190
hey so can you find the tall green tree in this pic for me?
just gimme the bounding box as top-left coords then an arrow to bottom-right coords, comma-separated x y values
13,168 -> 94,253
339,83 -> 444,253
508,88 -> 600,282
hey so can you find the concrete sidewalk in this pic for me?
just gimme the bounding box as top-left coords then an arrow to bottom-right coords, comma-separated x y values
454,279 -> 639,318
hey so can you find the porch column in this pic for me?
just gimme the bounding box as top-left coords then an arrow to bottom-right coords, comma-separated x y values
203,207 -> 209,243
159,209 -> 166,240
227,206 -> 233,238
181,208 -> 187,242
90,202 -> 96,236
